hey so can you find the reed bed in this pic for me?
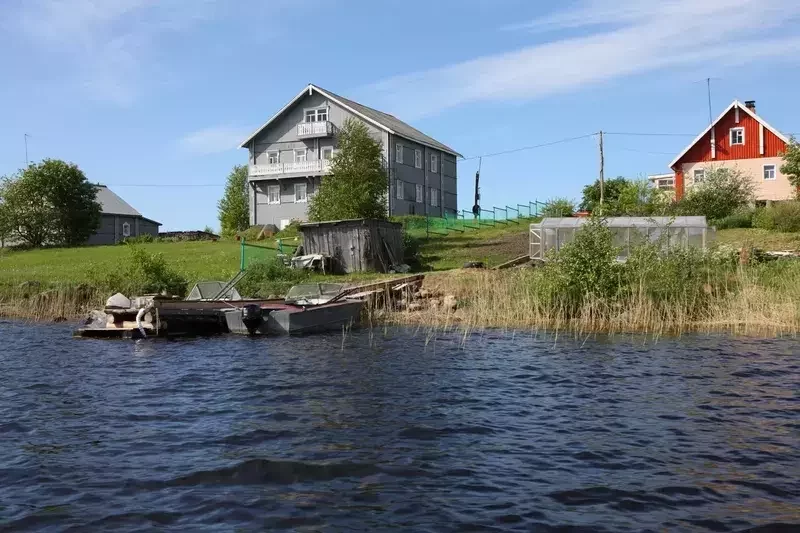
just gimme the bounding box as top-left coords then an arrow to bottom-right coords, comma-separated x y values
0,284 -> 105,321
383,264 -> 800,338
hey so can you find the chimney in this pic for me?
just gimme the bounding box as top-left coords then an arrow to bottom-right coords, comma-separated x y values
745,100 -> 756,114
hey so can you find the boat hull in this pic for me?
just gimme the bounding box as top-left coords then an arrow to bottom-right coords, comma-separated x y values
224,300 -> 364,336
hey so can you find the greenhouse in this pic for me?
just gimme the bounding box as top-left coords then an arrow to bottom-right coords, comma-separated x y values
529,217 -> 715,261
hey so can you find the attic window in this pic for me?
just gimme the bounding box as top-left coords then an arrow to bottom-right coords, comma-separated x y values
730,127 -> 745,146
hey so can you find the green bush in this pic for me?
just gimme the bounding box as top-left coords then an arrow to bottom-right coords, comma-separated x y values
391,215 -> 429,231
713,208 -> 754,229
236,257 -> 309,298
93,246 -> 188,297
752,201 -> 800,233
672,168 -> 754,220
541,197 -> 576,218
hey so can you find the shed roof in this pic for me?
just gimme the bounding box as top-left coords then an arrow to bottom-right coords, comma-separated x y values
239,84 -> 462,157
538,216 -> 709,229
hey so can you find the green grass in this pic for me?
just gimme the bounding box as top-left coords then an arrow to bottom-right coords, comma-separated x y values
411,219 -> 536,270
716,228 -> 800,251
0,240 -> 260,287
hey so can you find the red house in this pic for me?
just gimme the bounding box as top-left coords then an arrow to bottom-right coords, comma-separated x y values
664,100 -> 794,202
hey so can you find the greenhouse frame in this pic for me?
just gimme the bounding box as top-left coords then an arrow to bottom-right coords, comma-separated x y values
529,217 -> 715,261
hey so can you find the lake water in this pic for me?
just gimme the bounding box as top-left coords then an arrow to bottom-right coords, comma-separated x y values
0,322 -> 797,532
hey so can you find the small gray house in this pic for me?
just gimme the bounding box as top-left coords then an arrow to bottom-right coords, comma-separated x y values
86,185 -> 161,245
239,84 -> 461,229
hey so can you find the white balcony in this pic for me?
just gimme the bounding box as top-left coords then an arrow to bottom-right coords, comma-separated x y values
296,121 -> 334,138
249,159 -> 332,178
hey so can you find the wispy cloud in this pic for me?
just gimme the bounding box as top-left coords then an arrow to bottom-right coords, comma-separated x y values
363,0 -> 800,119
177,125 -> 250,156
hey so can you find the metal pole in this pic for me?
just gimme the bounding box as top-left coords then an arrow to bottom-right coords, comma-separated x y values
707,78 -> 713,125
240,238 -> 246,271
599,131 -> 605,209
24,133 -> 30,166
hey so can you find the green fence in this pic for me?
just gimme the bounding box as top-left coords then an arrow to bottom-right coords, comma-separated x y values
239,238 -> 300,270
398,201 -> 547,237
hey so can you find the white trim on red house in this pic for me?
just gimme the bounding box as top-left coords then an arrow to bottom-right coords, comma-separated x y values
669,100 -> 790,169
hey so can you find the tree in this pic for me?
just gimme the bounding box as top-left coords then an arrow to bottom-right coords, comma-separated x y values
781,137 -> 800,191
2,160 -> 101,247
0,181 -> 12,247
673,167 -> 754,221
541,197 -> 576,217
308,118 -> 387,221
218,165 -> 250,237
580,176 -> 629,213
615,179 -> 669,216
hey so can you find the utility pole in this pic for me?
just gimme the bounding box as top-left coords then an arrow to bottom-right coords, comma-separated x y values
24,133 -> 30,166
599,131 -> 605,208
706,77 -> 713,124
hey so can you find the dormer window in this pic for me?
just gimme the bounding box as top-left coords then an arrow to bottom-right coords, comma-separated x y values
304,108 -> 328,123
730,127 -> 745,146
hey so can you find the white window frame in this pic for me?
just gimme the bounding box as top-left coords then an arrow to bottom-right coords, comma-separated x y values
763,164 -> 777,181
304,107 -> 328,123
657,178 -> 674,190
693,169 -> 705,183
415,184 -> 423,203
730,127 -> 745,146
267,184 -> 281,204
396,144 -> 403,164
294,149 -> 307,163
294,183 -> 308,203
430,153 -> 438,173
414,149 -> 422,169
267,151 -> 280,164
321,147 -> 334,161
122,222 -> 131,237
430,188 -> 439,207
396,179 -> 404,200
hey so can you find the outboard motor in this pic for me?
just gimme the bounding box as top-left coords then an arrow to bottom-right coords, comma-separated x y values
241,304 -> 264,335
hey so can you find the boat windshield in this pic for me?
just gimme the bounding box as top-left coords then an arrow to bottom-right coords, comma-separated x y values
285,283 -> 344,305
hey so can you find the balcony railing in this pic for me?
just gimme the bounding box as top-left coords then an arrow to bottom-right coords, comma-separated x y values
249,159 -> 332,178
296,121 -> 334,138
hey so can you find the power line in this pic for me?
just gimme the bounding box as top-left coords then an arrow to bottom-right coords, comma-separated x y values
604,132 -> 696,137
459,133 -> 597,161
103,183 -> 222,187
612,147 -> 679,156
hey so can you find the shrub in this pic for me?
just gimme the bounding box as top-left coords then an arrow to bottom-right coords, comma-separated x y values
753,201 -> 800,233
713,208 -> 754,229
122,234 -> 156,245
92,246 -> 188,297
402,231 -> 424,269
544,217 -> 621,310
236,257 -> 309,298
541,197 -> 576,217
673,168 -> 754,220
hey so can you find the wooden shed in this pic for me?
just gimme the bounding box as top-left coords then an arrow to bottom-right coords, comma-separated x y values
298,219 -> 404,274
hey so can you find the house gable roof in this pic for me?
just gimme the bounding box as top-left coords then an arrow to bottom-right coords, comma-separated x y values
238,84 -> 462,157
669,100 -> 790,169
95,185 -> 161,225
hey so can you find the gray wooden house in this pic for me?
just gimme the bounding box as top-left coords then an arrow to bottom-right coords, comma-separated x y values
86,185 -> 161,245
239,84 -> 461,230
298,219 -> 403,274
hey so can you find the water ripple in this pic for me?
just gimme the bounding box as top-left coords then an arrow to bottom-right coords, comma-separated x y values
0,322 -> 798,531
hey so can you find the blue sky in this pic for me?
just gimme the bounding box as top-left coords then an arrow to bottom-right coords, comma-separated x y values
2,0 -> 799,231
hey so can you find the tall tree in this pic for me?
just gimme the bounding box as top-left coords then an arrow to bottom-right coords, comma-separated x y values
781,137 -> 800,191
308,118 -> 388,221
218,165 -> 250,237
0,180 -> 12,247
580,177 -> 629,213
3,160 -> 100,247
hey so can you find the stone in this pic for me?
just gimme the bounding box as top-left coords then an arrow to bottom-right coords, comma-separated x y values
407,302 -> 425,312
443,295 -> 458,312
106,293 -> 131,309
429,298 -> 441,310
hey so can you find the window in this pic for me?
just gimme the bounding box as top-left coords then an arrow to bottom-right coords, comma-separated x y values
430,188 -> 439,207
122,222 -> 131,237
305,108 -> 328,122
693,169 -> 705,183
763,164 -> 776,181
322,147 -> 334,160
396,144 -> 403,164
396,179 -> 404,200
416,184 -> 423,203
657,178 -> 674,190
267,151 -> 279,164
267,185 -> 280,204
294,183 -> 307,203
730,127 -> 745,145
430,154 -> 438,173
294,149 -> 307,163
414,149 -> 422,169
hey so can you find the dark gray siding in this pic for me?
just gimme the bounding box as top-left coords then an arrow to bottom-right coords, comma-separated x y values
86,214 -> 159,245
389,136 -> 457,218
251,177 -> 320,228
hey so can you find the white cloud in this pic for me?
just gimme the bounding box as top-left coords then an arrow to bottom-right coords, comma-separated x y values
362,0 -> 800,119
178,125 -> 250,155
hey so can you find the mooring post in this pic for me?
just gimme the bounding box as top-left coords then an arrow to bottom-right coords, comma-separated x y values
240,238 -> 246,272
